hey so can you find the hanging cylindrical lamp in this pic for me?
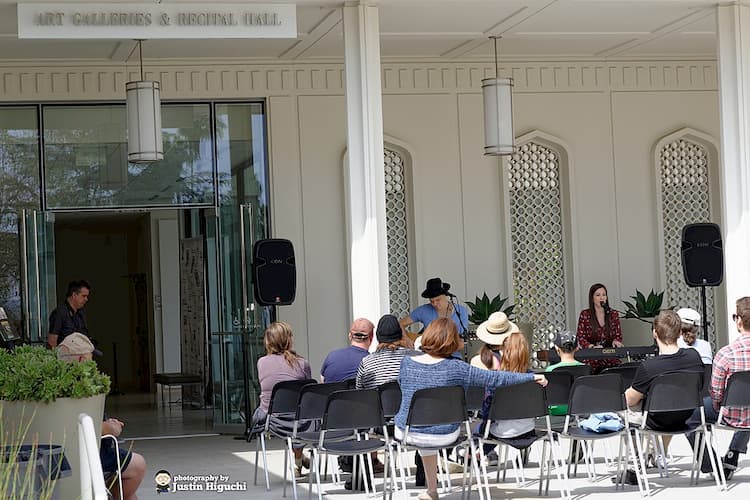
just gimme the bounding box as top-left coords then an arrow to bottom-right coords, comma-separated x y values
481,36 -> 516,156
126,40 -> 163,163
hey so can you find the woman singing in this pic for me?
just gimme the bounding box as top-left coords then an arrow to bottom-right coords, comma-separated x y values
576,283 -> 623,373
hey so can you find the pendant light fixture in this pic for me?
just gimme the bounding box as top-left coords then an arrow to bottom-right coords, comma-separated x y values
482,36 -> 516,156
126,40 -> 163,163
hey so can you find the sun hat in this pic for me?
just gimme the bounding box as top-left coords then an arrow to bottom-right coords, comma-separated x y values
421,277 -> 451,299
677,307 -> 701,326
476,312 -> 519,346
57,332 -> 95,359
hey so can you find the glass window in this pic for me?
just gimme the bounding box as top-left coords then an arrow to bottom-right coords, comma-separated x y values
43,104 -> 215,209
0,107 -> 40,338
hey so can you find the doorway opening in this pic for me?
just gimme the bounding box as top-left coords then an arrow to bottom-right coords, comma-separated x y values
53,210 -> 213,437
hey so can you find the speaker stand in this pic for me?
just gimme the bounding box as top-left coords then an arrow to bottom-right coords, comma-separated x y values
700,284 -> 709,342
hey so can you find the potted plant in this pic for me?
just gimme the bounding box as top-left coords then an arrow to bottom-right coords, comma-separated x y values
621,289 -> 664,345
466,292 -> 515,325
0,345 -> 110,499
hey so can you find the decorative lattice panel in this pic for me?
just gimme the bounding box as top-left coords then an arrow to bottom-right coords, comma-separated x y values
507,142 -> 567,366
384,148 -> 410,318
659,138 -> 716,350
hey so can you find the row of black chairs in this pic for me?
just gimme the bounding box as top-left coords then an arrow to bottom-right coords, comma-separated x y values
253,369 -> 750,500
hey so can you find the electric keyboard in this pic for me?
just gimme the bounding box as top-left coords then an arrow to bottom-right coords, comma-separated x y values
545,345 -> 658,364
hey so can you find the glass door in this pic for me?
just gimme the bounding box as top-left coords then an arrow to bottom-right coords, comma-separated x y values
18,209 -> 56,343
210,102 -> 271,430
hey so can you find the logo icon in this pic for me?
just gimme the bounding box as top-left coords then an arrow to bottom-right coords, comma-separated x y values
155,470 -> 172,494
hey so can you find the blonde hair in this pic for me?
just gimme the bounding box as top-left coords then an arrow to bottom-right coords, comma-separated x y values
498,332 -> 530,373
264,322 -> 302,367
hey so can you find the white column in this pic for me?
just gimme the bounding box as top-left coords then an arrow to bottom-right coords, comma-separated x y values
717,3 -> 750,342
342,1 -> 389,323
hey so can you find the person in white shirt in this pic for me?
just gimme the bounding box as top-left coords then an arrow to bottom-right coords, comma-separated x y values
676,307 -> 713,364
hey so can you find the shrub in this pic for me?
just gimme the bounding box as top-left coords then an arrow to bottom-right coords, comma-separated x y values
0,345 -> 110,403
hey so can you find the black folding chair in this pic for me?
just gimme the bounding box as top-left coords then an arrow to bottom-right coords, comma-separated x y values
465,385 -> 486,420
601,363 -> 640,391
253,378 -> 317,500
311,389 -> 397,500
701,364 -> 712,397
557,374 -> 643,495
633,371 -> 722,495
477,381 -> 569,499
553,364 -> 591,380
288,381 -> 353,492
378,381 -> 402,424
394,385 -> 483,500
711,370 -> 750,489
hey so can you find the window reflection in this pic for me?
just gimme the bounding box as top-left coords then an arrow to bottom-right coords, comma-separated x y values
43,104 -> 215,208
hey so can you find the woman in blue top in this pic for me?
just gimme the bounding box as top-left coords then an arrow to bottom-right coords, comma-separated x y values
396,318 -> 547,500
399,277 -> 470,337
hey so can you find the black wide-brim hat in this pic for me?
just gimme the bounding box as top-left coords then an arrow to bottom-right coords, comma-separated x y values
421,277 -> 450,298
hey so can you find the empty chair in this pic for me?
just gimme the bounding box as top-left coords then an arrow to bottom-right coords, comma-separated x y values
477,380 -> 569,499
557,373 -> 644,495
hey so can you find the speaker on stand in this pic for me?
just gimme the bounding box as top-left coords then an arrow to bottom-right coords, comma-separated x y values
681,223 -> 723,342
240,239 -> 297,441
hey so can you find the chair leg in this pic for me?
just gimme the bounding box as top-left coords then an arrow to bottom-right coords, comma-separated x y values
706,429 -> 727,491
626,430 -> 647,497
313,449 -> 323,500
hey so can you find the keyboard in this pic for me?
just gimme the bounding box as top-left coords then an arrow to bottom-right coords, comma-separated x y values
545,345 -> 658,364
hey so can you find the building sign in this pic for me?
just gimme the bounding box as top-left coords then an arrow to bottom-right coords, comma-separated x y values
17,3 -> 297,39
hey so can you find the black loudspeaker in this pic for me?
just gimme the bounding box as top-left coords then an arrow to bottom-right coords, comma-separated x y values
681,223 -> 723,287
253,239 -> 296,306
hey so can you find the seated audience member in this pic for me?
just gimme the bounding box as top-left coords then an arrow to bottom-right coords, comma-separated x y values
545,330 -> 585,416
676,307 -> 713,364
688,297 -> 750,479
252,321 -> 312,474
320,318 -> 374,382
395,318 -> 547,500
618,310 -> 703,484
57,333 -> 146,500
356,314 -> 418,390
469,312 -> 517,370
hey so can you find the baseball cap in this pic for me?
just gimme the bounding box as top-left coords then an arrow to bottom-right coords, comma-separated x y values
554,330 -> 577,349
677,307 -> 701,326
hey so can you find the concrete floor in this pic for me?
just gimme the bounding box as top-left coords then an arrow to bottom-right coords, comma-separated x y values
99,393 -> 750,499
119,430 -> 750,499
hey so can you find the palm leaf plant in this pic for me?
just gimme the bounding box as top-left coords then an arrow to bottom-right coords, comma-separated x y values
465,292 -> 515,324
623,289 -> 664,318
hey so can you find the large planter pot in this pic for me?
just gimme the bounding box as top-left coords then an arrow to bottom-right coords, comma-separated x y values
621,318 -> 655,346
1,394 -> 106,500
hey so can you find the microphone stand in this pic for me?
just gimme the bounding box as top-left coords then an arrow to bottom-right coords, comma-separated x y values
450,295 -> 469,361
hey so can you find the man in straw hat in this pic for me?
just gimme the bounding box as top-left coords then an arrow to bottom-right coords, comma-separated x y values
57,333 -> 146,499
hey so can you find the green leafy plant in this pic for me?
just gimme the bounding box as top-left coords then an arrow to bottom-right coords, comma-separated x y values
466,292 -> 515,324
623,289 -> 664,318
0,345 -> 110,403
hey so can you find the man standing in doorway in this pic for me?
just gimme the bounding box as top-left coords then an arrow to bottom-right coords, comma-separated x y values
47,279 -> 91,348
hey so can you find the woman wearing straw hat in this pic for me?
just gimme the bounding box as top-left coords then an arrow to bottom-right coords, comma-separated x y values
469,311 -> 519,369
400,277 -> 469,337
